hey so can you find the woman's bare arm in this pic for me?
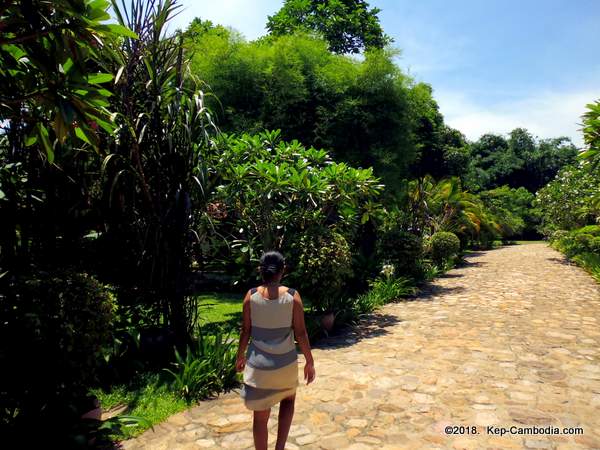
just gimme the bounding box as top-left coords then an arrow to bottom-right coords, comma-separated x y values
235,290 -> 252,371
292,291 -> 315,383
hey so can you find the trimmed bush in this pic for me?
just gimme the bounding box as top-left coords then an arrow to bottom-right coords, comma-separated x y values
430,231 -> 461,267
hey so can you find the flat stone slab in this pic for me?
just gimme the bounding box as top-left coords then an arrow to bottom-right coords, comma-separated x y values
121,243 -> 600,448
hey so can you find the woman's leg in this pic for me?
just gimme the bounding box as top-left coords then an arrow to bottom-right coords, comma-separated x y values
253,408 -> 271,450
275,393 -> 296,450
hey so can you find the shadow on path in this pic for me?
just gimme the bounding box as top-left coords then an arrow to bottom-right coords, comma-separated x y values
546,256 -> 575,266
413,284 -> 466,300
312,313 -> 403,350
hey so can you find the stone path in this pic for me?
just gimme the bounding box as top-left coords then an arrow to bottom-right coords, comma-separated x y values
122,243 -> 600,449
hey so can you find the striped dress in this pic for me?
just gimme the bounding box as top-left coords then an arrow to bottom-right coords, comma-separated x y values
240,287 -> 299,410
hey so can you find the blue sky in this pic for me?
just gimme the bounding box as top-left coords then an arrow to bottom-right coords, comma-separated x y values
170,0 -> 600,146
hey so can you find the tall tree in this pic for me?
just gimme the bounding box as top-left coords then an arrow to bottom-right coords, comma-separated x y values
466,130 -> 577,192
266,0 -> 392,54
407,83 -> 470,180
184,31 -> 416,198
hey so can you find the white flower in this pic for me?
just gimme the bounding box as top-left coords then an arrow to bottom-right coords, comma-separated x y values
381,264 -> 395,278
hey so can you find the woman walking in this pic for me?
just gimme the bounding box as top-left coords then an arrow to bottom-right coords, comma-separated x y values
236,250 -> 316,450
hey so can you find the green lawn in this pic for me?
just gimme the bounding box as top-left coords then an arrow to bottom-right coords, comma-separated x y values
197,291 -> 244,331
91,372 -> 187,440
196,290 -> 312,332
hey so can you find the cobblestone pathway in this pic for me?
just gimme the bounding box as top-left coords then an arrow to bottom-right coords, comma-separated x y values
123,243 -> 600,449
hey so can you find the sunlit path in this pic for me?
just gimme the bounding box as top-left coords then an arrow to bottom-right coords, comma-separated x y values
124,243 -> 600,449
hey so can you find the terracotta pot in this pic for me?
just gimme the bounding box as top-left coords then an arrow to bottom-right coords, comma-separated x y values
81,397 -> 102,420
320,312 -> 335,332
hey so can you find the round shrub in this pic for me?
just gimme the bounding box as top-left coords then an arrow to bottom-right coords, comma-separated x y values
1,268 -> 116,432
286,228 -> 353,311
430,231 -> 461,267
375,228 -> 423,277
574,233 -> 596,254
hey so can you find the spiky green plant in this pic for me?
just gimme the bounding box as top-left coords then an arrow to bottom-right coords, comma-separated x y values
100,0 -> 218,346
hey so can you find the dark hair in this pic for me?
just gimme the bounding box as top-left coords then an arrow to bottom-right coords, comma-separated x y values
259,251 -> 285,283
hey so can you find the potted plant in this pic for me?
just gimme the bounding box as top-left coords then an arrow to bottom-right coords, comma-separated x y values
320,310 -> 336,333
313,295 -> 344,334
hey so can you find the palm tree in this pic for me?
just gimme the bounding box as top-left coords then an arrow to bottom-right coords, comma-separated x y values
409,175 -> 498,242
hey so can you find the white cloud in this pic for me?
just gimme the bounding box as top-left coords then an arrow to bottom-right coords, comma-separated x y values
435,89 -> 597,147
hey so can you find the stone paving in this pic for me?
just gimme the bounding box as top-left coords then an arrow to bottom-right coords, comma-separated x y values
122,243 -> 600,449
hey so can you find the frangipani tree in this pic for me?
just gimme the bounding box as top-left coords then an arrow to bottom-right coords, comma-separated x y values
204,130 -> 384,287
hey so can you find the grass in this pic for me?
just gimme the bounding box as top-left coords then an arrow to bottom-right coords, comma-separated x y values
196,290 -> 312,332
197,291 -> 243,331
91,372 -> 187,440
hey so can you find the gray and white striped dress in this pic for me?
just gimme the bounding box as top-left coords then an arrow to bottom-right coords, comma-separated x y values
240,287 -> 299,410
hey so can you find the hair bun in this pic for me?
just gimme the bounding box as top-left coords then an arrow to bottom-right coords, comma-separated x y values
262,263 -> 278,273
258,251 -> 285,282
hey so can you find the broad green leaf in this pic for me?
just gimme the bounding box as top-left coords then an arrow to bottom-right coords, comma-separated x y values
88,115 -> 114,133
87,73 -> 113,84
24,135 -> 37,147
75,126 -> 93,145
60,58 -> 74,74
103,23 -> 138,39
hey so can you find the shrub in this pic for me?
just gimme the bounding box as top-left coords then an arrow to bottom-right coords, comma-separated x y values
572,252 -> 600,282
572,225 -> 600,237
206,130 -> 383,286
429,231 -> 461,267
1,268 -> 116,438
287,228 -> 353,311
333,270 -> 418,326
574,233 -> 596,253
594,237 -> 600,254
534,162 -> 600,233
550,229 -> 569,243
375,227 -> 423,278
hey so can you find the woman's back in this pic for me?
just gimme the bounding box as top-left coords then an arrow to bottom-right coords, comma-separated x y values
241,286 -> 299,409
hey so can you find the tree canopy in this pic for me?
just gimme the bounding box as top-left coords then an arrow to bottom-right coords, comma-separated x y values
184,28 -> 417,197
266,0 -> 392,54
466,129 -> 578,192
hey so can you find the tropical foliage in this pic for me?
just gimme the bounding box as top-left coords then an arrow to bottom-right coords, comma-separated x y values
201,130 -> 383,309
580,99 -> 600,164
534,100 -> 600,281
